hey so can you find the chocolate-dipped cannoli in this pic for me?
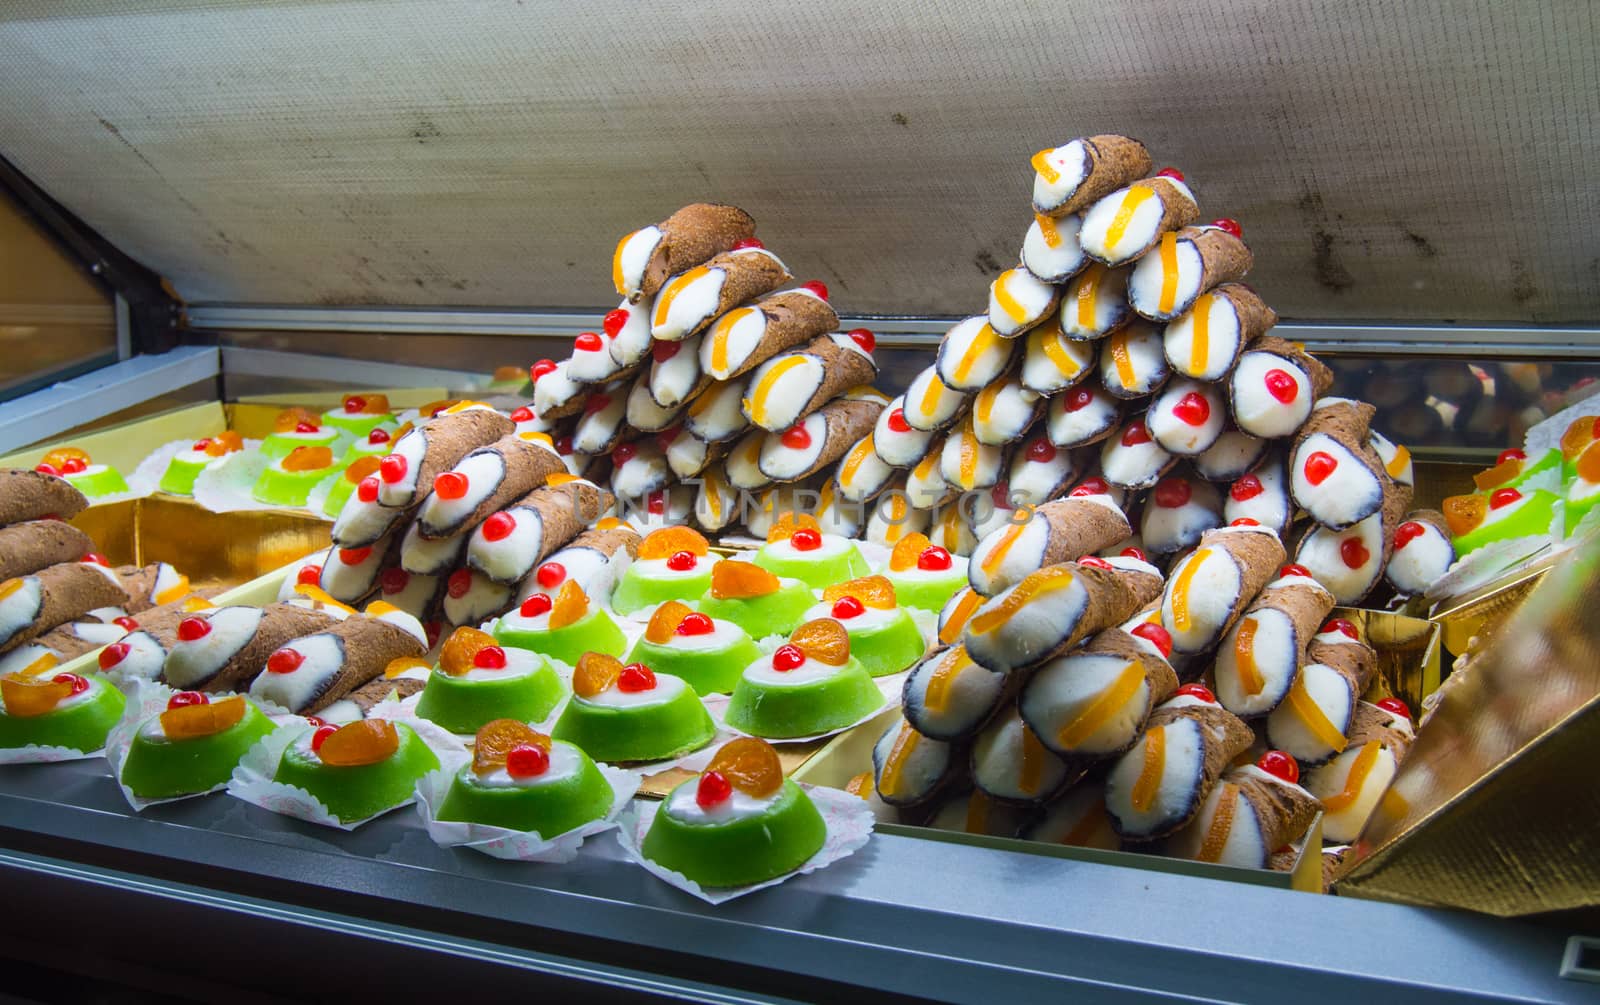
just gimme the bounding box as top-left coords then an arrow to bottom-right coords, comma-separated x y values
964,560 -> 1143,674
1141,475 -> 1222,556
935,317 -> 1017,392
603,298 -> 654,369
370,566 -> 441,622
1229,336 -> 1333,440
376,407 -> 514,509
650,245 -> 790,341
1020,624 -> 1178,759
760,397 -> 883,483
613,203 -> 757,302
1295,472 -> 1410,604
1020,212 -> 1086,284
1006,434 -> 1077,505
1167,756 -> 1321,868
1163,284 -> 1277,381
1289,399 -> 1386,530
1031,135 -> 1154,218
1047,385 -> 1121,448
415,433 -> 566,539
531,359 -> 588,421
466,479 -> 610,585
1368,428 -> 1414,489
741,331 -> 877,432
1224,450 -> 1291,532
902,442 -> 952,509
1266,625 -> 1377,764
1021,319 -> 1096,396
1386,509 -> 1454,597
1023,782 -> 1122,850
1079,171 -> 1200,267
693,466 -> 738,533
1100,416 -> 1176,490
1104,687 -> 1253,839
567,328 -> 631,385
248,607 -> 428,715
571,381 -> 631,455
400,514 -> 466,576
925,789 -> 1029,837
865,490 -> 931,548
160,603 -> 334,693
1127,221 -> 1252,323
903,365 -> 968,432
1099,320 -> 1169,399
1305,700 -> 1414,843
873,397 -> 935,466
661,426 -> 721,479
1213,568 -> 1336,717
0,521 -> 94,582
0,562 -> 128,654
441,567 -> 512,627
625,372 -> 684,433
936,586 -> 985,650
835,434 -> 898,504
972,704 -> 1080,804
682,379 -> 751,444
699,285 -> 838,381
647,333 -> 708,408
873,718 -> 958,807
1195,428 -> 1267,483
988,266 -> 1061,338
725,428 -> 773,491
514,525 -> 640,605
1148,379 -> 1227,456
610,440 -> 671,499
971,375 -> 1041,446
968,494 -> 1131,596
903,645 -> 1007,741
940,417 -> 1005,492
928,503 -> 979,556
0,468 -> 88,525
331,471 -> 409,549
1059,263 -> 1131,340
1159,525 -> 1287,655
319,536 -> 394,604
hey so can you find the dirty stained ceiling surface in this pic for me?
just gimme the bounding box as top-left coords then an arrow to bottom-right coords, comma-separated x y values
0,0 -> 1594,325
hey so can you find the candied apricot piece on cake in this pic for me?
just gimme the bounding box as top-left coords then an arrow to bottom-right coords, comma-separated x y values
161,695 -> 246,739
889,532 -> 935,572
638,526 -> 710,560
317,719 -> 400,766
822,575 -> 897,610
765,511 -> 821,544
0,675 -> 74,717
273,407 -> 319,432
708,737 -> 783,798
790,619 -> 850,666
473,718 -> 549,775
548,581 -> 590,630
440,627 -> 499,676
573,652 -> 623,698
646,600 -> 695,644
1441,494 -> 1488,537
41,447 -> 90,469
709,561 -> 781,599
283,446 -> 335,471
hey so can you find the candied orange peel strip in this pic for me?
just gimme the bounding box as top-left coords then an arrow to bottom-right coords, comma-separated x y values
709,560 -> 780,599
822,575 -> 897,609
765,511 -> 820,544
385,656 -> 431,679
293,584 -> 356,615
318,719 -> 400,766
473,718 -> 550,775
573,651 -> 623,698
283,446 -> 335,471
708,736 -> 783,797
639,526 -> 709,560
546,471 -> 580,486
548,580 -> 589,629
344,455 -> 383,484
161,695 -> 246,739
790,618 -> 850,666
0,674 -> 74,717
646,600 -> 695,644
1441,494 -> 1487,537
440,626 -> 498,676
889,532 -> 934,572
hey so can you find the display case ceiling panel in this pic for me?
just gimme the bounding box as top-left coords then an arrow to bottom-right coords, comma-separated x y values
0,0 -> 1594,324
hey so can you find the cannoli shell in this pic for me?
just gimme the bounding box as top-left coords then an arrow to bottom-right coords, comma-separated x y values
1086,176 -> 1200,265
1107,563 -> 1164,609
469,480 -> 614,585
718,289 -> 840,380
1168,528 -> 1288,653
418,434 -> 567,539
1307,637 -> 1377,696
195,603 -> 336,693
1218,581 -> 1335,715
764,398 -> 883,482
303,615 -> 428,714
348,673 -> 426,713
0,521 -> 94,582
1041,134 -> 1155,218
112,564 -> 190,614
1023,629 -> 1179,758
1186,227 -> 1253,296
1230,770 -> 1321,853
29,625 -> 104,663
969,561 -> 1143,673
132,598 -> 219,644
1213,284 -> 1279,354
0,469 -> 88,526
409,410 -> 517,503
688,249 -> 793,334
1345,701 -> 1414,760
1253,336 -> 1334,400
565,525 -> 641,563
1124,702 -> 1254,837
633,203 -> 757,301
746,335 -> 877,431
0,562 -> 129,654
1038,498 -> 1135,569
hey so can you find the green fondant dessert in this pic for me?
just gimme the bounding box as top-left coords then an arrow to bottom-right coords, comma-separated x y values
490,581 -> 626,667
552,652 -> 714,762
271,718 -> 438,823
120,693 -> 277,799
0,670 -> 127,752
806,578 -> 925,678
881,533 -> 969,612
253,445 -> 345,507
610,526 -> 718,615
37,448 -> 129,499
1442,486 -> 1561,556
724,619 -> 885,738
414,627 -> 566,735
259,411 -> 344,464
625,601 -> 761,696
159,433 -> 245,496
752,515 -> 869,590
435,719 -> 614,834
695,560 -> 815,639
321,393 -> 396,438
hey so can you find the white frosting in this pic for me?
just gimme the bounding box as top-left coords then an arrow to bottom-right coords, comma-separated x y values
626,376 -> 681,431
532,359 -> 584,415
836,435 -> 896,503
1022,325 -> 1095,394
441,572 -> 512,626
162,607 -> 263,688
1059,264 -> 1129,338
1141,480 -> 1222,554
419,450 -> 505,530
74,621 -> 129,645
758,413 -> 828,481
873,722 -> 949,801
432,646 -> 540,683
742,353 -> 824,431
725,429 -> 772,490
760,534 -> 853,563
1047,387 -> 1119,447
580,669 -> 688,708
664,429 -> 711,479
886,552 -> 971,587
1387,522 -> 1453,595
1265,662 -> 1353,760
682,380 -> 749,442
1160,547 -> 1243,653
377,426 -> 428,506
1296,514 -> 1384,604
1021,213 -> 1086,282
572,388 -> 628,454
741,650 -> 848,686
1164,293 -> 1243,380
1214,608 -> 1298,715
615,226 -> 662,298
973,712 -> 1070,800
1099,322 -> 1168,396
1100,426 -> 1173,489
801,600 -> 900,632
904,366 -> 966,431
1080,179 -> 1196,265
1148,380 -> 1227,455
971,378 -> 1038,446
648,616 -> 752,653
964,573 -> 1091,674
1106,716 -> 1204,832
1231,353 -> 1313,439
1022,652 -> 1152,755
936,316 -> 1015,390
331,492 -> 396,547
1308,741 -> 1398,843
468,740 -> 586,788
611,443 -> 670,499
1169,778 -> 1267,867
1224,457 -> 1290,530
665,775 -> 780,823
1290,432 -> 1381,527
0,577 -> 44,645
651,267 -> 728,340
1006,440 -> 1076,506
649,331 -> 704,407
320,541 -> 385,602
248,633 -> 345,712
1128,235 -> 1203,319
1031,140 -> 1089,211
698,306 -> 766,380
569,333 -> 621,383
401,519 -> 465,575
1196,430 -> 1266,481
466,505 -> 545,583
940,431 -> 1004,490
608,298 -> 654,367
988,268 -> 1058,337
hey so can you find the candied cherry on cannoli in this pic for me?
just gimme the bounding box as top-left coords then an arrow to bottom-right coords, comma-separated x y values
1100,416 -> 1176,490
1141,474 -> 1222,556
248,605 -> 427,716
1031,135 -> 1153,218
1006,434 -> 1077,506
872,396 -> 935,467
1229,336 -> 1332,441
416,432 -> 567,539
377,407 -> 515,509
760,397 -> 884,483
1385,509 -> 1455,597
1148,379 -> 1227,456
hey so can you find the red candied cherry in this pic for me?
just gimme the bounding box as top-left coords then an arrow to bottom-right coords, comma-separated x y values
732,237 -> 765,250
509,407 -> 534,424
379,453 -> 409,484
1302,450 -> 1338,486
380,568 -> 410,595
831,596 -> 865,620
1489,488 -> 1522,509
1230,474 -> 1263,502
447,569 -> 473,599
574,331 -> 604,353
801,280 -> 829,300
520,593 -> 553,618
506,744 -> 550,779
676,613 -> 715,636
1153,477 -> 1192,508
1120,546 -> 1148,561
297,564 -> 323,586
612,442 -> 638,464
790,529 -> 822,552
1211,218 -> 1243,239
656,426 -> 683,450
1256,750 -> 1299,784
1072,476 -> 1110,496
1497,448 -> 1525,465
176,617 -> 211,642
781,425 -> 812,449
34,463 -> 61,477
192,439 -> 212,452
652,340 -> 680,364
530,359 -> 558,381
357,477 -> 380,503
266,648 -> 305,674
1120,421 -> 1152,447
617,663 -> 656,692
433,471 -> 469,500
696,769 -> 733,808
295,421 -> 319,434
310,724 -> 339,753
1230,517 -> 1260,527
1340,537 -> 1371,569
1278,564 -> 1313,579
473,646 -> 508,670
887,408 -> 912,433
1174,682 -> 1215,703
482,511 -> 517,542
1394,521 -> 1426,548
1077,555 -> 1113,570
536,562 -> 566,589
113,616 -> 140,631
991,482 -> 1014,509
1064,387 -> 1096,412
339,547 -> 372,565
167,690 -> 208,710
1026,439 -> 1057,463
584,393 -> 613,415
666,550 -> 698,571
1131,622 -> 1173,657
1156,167 -> 1185,181
1263,369 -> 1299,404
60,457 -> 88,474
366,427 -> 391,445
344,395 -> 367,413
553,435 -> 574,455
603,309 -> 630,336
918,546 -> 953,571
771,644 -> 806,672
1171,392 -> 1211,427
81,553 -> 110,567
646,491 -> 667,515
1376,696 -> 1412,721
847,328 -> 876,353
98,642 -> 131,670
1322,617 -> 1359,640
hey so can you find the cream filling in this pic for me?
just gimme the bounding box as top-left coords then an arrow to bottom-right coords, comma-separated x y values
1148,381 -> 1226,455
1059,264 -> 1129,338
968,517 -> 1050,596
1387,526 -> 1453,595
866,500 -> 930,546
376,427 -> 428,506
433,647 -> 539,682
1099,324 -> 1166,394
1022,325 -> 1095,394
570,336 -> 621,383
1080,179 -> 1195,264
1296,515 -> 1384,604
321,542 -> 385,602
1164,295 -> 1242,380
698,306 -> 766,380
1171,781 -> 1266,867
1023,652 -> 1152,754
1231,354 -> 1312,438
0,578 -> 44,645
904,367 -> 965,431
873,722 -> 948,801
1128,237 -> 1202,318
1308,744 -> 1398,843
1106,717 -> 1203,831
742,652 -> 847,687
572,391 -> 628,454
1368,430 -> 1413,486
760,534 -> 853,563
759,413 -> 827,480
1100,433 -> 1173,489
469,740 -> 586,789
0,643 -> 56,675
1047,388 -> 1119,447
466,505 -> 546,584
724,431 -> 770,490
581,670 -> 688,708
683,380 -> 749,441
649,332 -> 704,407
665,431 -> 710,479
965,575 -> 1090,673
972,380 -> 1037,445
940,435 -> 1003,490
653,618 -> 752,653
533,359 -> 584,415
1007,444 -> 1076,505
1196,431 -> 1266,481
441,573 -> 511,626
629,555 -> 714,582
1266,661 -> 1353,759
1141,488 -> 1222,554
666,777 -> 780,823
331,494 -> 395,546
1224,461 -> 1290,529
608,298 -> 654,367
626,376 -> 678,431
616,226 -> 662,297
101,631 -> 167,681
651,268 -> 727,340
907,652 -> 1002,729
401,520 -> 465,575
1160,550 -> 1242,653
612,446 -> 670,499
973,713 -> 1069,800
836,435 -> 896,503
248,633 -> 345,712
372,608 -> 427,645
743,354 -> 824,430
514,545 -> 618,605
1214,608 -> 1297,715
376,571 -> 438,619
74,622 -> 130,645
420,451 -> 505,529
905,453 -> 952,507
1291,433 -> 1381,525
988,268 -> 1057,336
936,316 -> 1013,390
162,607 -> 263,688
1021,213 -> 1086,282
1031,140 -> 1089,210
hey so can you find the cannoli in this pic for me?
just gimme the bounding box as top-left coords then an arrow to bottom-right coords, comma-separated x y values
160,603 -> 334,693
965,483 -> 1017,542
1023,782 -> 1122,850
318,536 -> 394,605
1099,320 -> 1169,399
514,525 -> 640,606
971,374 -> 1041,446
95,600 -> 206,683
1020,212 -> 1087,284
873,397 -> 935,466
625,372 -> 684,433
442,567 -> 513,627
1295,472 -> 1410,605
1195,428 -> 1267,483
924,788 -> 1030,837
466,479 -> 611,585
725,428 -> 773,491
940,416 -> 1006,492
903,365 -> 968,432
1104,685 -> 1253,839
1006,434 -> 1077,506
0,562 -> 128,654
682,377 -> 750,443
699,284 -> 838,381
693,465 -> 739,533
249,607 -> 428,715
613,203 -> 757,302
662,426 -> 722,479
901,644 -> 1006,741
619,485 -> 696,532
1020,624 -> 1178,759
1368,428 -> 1414,488
1031,135 -> 1153,218
1021,319 -> 1097,396
968,494 -> 1131,596
647,333 -> 709,408
935,586 -> 984,648
0,468 -> 88,525
568,328 -> 629,385
1265,626 -> 1377,764
741,332 -> 878,432
1141,475 -> 1222,556
112,562 -> 197,614
400,515 -> 466,576
928,504 -> 979,556
935,316 -> 1017,392
1079,169 -> 1200,267
1386,509 -> 1455,597
1128,220 -> 1252,322
904,443 -> 954,509
1224,450 -> 1291,532
988,267 -> 1060,338
1229,336 -> 1333,440
1167,754 -> 1320,868
415,433 -> 566,539
972,704 -> 1080,804
610,439 -> 671,499
531,359 -> 588,421
347,669 -> 428,714
1148,379 -> 1226,456
1058,262 -> 1131,340
371,566 -> 442,621
835,433 -> 898,504
1047,384 -> 1121,448
872,718 -> 958,807
571,381 -> 631,455
760,397 -> 883,483
650,244 -> 791,341
1304,700 -> 1414,843
864,488 -> 931,548
1090,553 -> 1165,607
1212,567 -> 1336,717
603,298 -> 655,369
1100,416 -> 1176,489
964,560 -> 1144,675
1159,525 -> 1287,655
377,407 -> 515,509
0,521 -> 94,582
331,469 -> 409,549
1163,284 -> 1277,381
1289,399 -> 1386,530
813,480 -> 864,539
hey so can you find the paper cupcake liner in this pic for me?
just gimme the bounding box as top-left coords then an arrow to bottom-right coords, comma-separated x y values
614,784 -> 874,905
0,741 -> 103,764
414,762 -> 642,862
132,438 -> 267,500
